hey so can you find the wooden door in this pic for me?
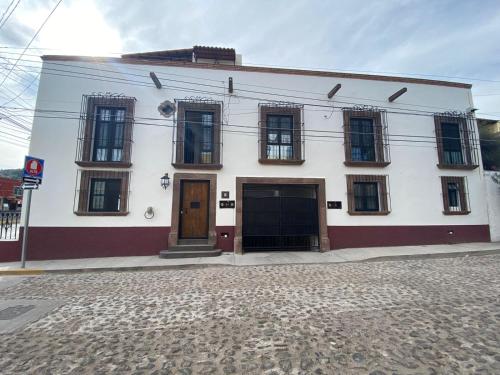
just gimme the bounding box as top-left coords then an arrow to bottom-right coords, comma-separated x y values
180,181 -> 209,239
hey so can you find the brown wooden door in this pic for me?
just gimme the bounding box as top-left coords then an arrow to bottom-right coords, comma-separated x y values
180,181 -> 209,239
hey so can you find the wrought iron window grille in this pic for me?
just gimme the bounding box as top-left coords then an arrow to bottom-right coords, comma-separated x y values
258,102 -> 305,163
343,106 -> 390,166
76,94 -> 136,167
172,98 -> 223,168
434,112 -> 479,169
74,169 -> 131,215
440,176 -> 470,215
346,174 -> 391,215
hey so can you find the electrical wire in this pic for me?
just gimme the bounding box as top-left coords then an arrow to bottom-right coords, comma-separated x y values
0,0 -> 20,30
1,110 -> 496,150
1,52 -> 498,119
0,0 -> 63,89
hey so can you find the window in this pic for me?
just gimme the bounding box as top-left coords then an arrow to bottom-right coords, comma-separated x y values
259,104 -> 303,164
75,170 -> 129,215
89,179 -> 121,212
440,176 -> 469,214
93,108 -> 126,162
441,122 -> 463,164
343,108 -> 389,166
353,182 -> 379,211
13,187 -> 22,197
350,118 -> 376,161
346,175 -> 389,215
77,95 -> 135,167
174,101 -> 222,169
184,111 -> 214,164
266,115 -> 294,160
434,114 -> 478,169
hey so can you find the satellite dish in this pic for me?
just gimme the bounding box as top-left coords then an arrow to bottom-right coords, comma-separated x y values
158,100 -> 176,118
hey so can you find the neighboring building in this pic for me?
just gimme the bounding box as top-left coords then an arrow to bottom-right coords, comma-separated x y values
2,45 -> 492,261
478,118 -> 500,171
0,177 -> 22,211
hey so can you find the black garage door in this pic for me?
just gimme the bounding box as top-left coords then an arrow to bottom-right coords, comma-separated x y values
242,184 -> 319,251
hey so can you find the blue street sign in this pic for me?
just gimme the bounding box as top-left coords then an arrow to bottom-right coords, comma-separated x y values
22,155 -> 44,184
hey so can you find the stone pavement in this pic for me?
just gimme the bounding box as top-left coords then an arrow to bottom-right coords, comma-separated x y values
0,254 -> 500,374
0,241 -> 499,273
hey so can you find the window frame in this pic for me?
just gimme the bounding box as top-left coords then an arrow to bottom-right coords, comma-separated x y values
440,176 -> 470,215
92,107 -> 127,163
343,109 -> 389,167
434,114 -> 478,170
265,114 -> 294,160
75,170 -> 129,216
78,96 -> 135,168
346,175 -> 390,215
174,101 -> 222,170
259,105 -> 303,165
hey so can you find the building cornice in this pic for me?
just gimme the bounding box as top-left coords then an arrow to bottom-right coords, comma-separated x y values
40,55 -> 472,89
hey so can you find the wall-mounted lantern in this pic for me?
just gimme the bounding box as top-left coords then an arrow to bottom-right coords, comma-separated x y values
160,173 -> 170,189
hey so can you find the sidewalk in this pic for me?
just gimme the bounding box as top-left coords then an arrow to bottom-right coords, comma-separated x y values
1,242 -> 499,274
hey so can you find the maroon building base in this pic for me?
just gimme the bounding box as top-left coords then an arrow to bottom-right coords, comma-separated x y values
0,227 -> 170,262
0,224 -> 491,262
328,225 -> 491,249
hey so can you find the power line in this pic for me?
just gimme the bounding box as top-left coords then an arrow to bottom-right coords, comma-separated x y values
2,53 -> 498,119
1,109 -> 496,149
0,134 -> 29,148
0,0 -> 63,89
0,0 -> 20,30
0,59 -> 474,118
0,55 -> 470,114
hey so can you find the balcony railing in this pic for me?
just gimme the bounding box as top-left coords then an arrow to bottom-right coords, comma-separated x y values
0,211 -> 21,240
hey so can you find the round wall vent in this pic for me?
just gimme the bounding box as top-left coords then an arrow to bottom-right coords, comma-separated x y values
158,100 -> 176,118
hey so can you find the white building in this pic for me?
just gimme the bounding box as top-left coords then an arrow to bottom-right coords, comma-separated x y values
10,46 -> 492,260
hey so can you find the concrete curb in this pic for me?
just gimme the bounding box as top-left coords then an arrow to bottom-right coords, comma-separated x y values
0,269 -> 45,276
0,248 -> 498,275
360,248 -> 500,263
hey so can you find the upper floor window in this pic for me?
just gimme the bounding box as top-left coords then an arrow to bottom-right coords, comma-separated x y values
174,100 -> 222,169
343,108 -> 390,167
93,108 -> 126,162
266,114 -> 294,160
434,113 -> 479,170
346,174 -> 390,215
184,111 -> 214,164
440,176 -> 470,215
76,94 -> 135,168
259,104 -> 303,164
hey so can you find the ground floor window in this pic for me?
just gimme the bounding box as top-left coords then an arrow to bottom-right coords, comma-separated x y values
89,178 -> 121,212
75,170 -> 130,215
346,175 -> 390,215
441,176 -> 469,214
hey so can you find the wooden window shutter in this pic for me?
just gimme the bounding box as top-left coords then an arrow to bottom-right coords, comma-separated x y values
343,111 -> 352,163
292,108 -> 301,161
373,112 -> 384,163
434,116 -> 445,165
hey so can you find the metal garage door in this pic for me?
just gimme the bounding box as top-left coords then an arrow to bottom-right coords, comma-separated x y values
242,184 -> 319,251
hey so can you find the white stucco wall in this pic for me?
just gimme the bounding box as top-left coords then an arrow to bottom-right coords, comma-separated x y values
485,172 -> 500,241
26,59 -> 489,229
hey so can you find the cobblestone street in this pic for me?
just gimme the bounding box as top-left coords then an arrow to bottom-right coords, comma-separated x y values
1,254 -> 500,374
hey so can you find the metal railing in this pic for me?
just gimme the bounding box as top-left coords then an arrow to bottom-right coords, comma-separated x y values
0,211 -> 21,240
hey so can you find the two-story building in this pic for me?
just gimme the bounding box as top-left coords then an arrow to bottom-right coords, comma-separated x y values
10,46 -> 491,260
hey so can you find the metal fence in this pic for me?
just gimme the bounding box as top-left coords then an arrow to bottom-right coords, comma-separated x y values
0,211 -> 21,240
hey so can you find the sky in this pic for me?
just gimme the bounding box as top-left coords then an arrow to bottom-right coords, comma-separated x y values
0,0 -> 499,169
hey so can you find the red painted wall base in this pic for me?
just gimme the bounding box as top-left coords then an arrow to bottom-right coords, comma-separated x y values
0,227 -> 170,262
0,224 -> 491,262
329,225 -> 491,249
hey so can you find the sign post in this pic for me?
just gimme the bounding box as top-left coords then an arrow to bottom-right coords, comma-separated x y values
20,156 -> 44,268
